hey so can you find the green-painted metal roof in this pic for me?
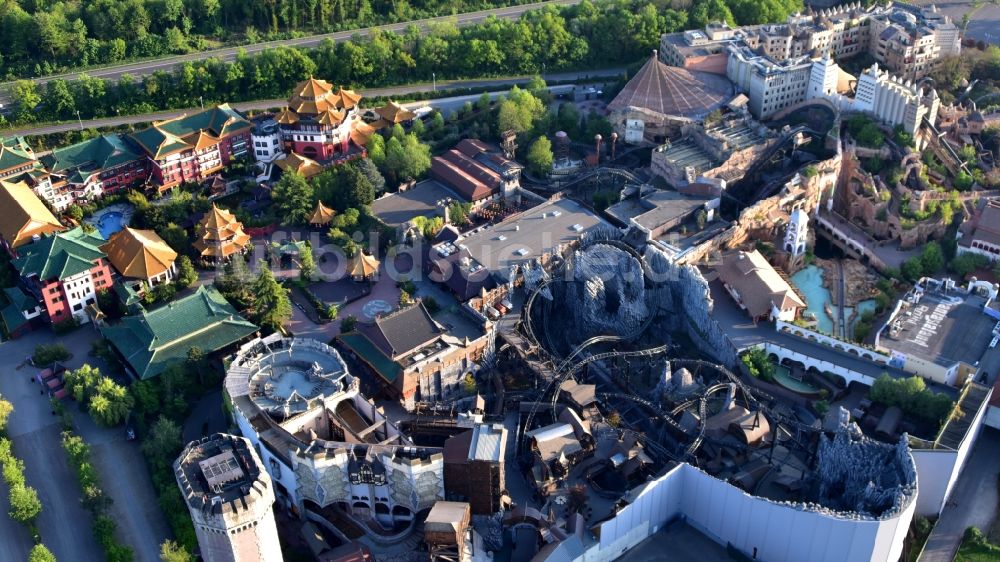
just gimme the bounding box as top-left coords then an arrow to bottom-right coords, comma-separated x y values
101,285 -> 257,379
41,134 -> 142,176
0,137 -> 37,172
0,286 -> 37,334
129,104 -> 251,159
113,279 -> 142,307
12,226 -> 107,281
338,332 -> 402,383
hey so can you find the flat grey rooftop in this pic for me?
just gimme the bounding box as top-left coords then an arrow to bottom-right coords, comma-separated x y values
371,179 -> 461,228
880,291 -> 995,368
606,190 -> 712,232
457,198 -> 612,282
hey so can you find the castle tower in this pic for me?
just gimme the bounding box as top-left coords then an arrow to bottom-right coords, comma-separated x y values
784,207 -> 809,257
174,434 -> 283,562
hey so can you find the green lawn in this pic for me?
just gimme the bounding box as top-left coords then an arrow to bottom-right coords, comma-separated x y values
956,528 -> 1000,562
956,542 -> 1000,561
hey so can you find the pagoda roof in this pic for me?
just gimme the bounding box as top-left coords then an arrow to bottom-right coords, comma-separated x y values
373,101 -> 416,126
275,153 -> 324,179
42,134 -> 142,176
130,104 -> 251,159
100,285 -> 257,379
193,205 -> 251,258
0,137 -> 36,173
275,108 -> 300,125
287,78 -> 363,115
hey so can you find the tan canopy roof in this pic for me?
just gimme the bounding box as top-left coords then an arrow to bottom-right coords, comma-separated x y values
275,153 -> 324,179
100,227 -> 177,280
347,252 -> 380,278
309,201 -> 335,225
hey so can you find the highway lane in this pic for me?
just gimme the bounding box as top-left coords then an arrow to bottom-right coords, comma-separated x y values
0,0 -> 582,105
4,68 -> 622,137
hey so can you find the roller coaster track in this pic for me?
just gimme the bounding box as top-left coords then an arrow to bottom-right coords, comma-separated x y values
670,359 -> 763,408
535,166 -> 645,192
740,125 -> 810,203
923,116 -> 970,175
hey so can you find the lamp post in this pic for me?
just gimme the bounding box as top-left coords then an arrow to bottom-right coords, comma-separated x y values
199,96 -> 204,110
432,72 -> 436,93
75,110 -> 83,130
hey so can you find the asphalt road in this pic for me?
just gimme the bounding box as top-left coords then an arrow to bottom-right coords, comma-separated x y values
918,427 -> 1000,562
0,329 -> 106,562
4,69 -> 622,137
0,0 -> 582,106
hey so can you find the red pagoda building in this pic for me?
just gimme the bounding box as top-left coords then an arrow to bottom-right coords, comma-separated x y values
270,78 -> 373,165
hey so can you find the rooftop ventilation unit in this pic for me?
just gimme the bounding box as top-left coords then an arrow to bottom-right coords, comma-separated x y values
515,248 -> 530,256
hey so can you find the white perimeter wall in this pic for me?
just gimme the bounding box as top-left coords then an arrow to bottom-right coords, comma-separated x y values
911,383 -> 992,516
573,463 -> 915,562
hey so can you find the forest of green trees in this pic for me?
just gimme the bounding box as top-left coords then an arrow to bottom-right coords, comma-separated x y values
0,0 -> 534,79
0,0 -> 804,81
2,0 -> 806,126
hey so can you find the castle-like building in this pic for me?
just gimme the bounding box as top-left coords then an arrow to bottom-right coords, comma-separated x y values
660,2 -> 958,121
174,433 -> 283,562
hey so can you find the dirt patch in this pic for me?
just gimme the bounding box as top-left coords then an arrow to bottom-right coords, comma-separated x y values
815,257 -> 880,306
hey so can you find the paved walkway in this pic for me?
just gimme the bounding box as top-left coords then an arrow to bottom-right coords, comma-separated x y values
0,328 -> 105,562
0,327 -> 171,562
287,262 -> 402,342
919,427 -> 1000,562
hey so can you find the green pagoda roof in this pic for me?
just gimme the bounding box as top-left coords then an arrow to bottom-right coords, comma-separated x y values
41,134 -> 142,176
12,226 -> 107,281
101,285 -> 257,380
0,136 -> 37,173
129,104 -> 251,159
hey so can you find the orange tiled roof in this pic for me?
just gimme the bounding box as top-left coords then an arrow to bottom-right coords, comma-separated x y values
0,179 -> 65,248
275,153 -> 324,179
100,227 -> 177,280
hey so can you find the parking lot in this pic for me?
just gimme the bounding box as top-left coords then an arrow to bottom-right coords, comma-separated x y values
0,328 -> 170,562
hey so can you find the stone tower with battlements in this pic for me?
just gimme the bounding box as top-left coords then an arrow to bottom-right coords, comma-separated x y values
174,433 -> 283,562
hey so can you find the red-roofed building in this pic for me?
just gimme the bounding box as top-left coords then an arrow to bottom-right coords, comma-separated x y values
430,139 -> 522,209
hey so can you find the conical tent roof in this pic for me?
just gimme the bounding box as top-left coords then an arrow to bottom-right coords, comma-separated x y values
607,53 -> 733,119
310,201 -> 336,225
347,252 -> 380,278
